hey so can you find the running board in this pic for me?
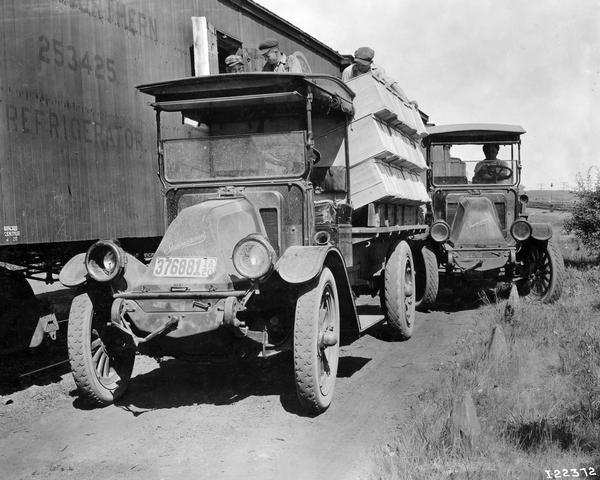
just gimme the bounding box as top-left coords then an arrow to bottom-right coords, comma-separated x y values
358,313 -> 385,333
354,294 -> 386,333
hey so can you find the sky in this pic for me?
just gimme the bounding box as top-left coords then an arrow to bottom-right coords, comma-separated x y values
257,0 -> 599,190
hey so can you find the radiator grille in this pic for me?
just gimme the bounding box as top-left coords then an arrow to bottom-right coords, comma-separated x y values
260,208 -> 279,253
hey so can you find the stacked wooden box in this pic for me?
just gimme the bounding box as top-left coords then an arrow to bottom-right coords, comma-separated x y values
345,73 -> 429,210
348,73 -> 428,139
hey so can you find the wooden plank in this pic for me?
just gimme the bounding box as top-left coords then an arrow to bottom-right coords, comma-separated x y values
192,17 -> 213,75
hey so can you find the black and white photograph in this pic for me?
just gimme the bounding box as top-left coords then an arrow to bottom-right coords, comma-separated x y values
0,1 -> 599,478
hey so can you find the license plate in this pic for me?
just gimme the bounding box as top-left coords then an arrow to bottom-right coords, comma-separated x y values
153,257 -> 217,278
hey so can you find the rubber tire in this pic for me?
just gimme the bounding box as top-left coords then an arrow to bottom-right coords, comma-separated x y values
521,238 -> 565,304
383,241 -> 416,339
68,293 -> 134,406
293,267 -> 340,414
414,245 -> 439,311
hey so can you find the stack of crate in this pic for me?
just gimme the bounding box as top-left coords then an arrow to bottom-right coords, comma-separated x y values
345,73 -> 429,210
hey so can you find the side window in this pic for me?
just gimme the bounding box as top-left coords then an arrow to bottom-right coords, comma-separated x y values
216,31 -> 242,73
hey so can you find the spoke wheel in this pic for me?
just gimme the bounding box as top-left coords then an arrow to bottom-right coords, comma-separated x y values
521,238 -> 564,303
293,267 -> 340,414
382,240 -> 416,339
68,293 -> 135,406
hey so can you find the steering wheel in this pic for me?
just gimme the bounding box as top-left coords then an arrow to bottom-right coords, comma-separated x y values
476,164 -> 513,181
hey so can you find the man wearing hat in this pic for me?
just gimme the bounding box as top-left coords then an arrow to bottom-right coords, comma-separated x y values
258,38 -> 303,73
342,46 -> 409,101
225,54 -> 245,73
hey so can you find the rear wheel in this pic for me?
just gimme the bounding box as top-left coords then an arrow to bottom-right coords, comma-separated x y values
68,292 -> 135,406
293,267 -> 340,414
414,245 -> 439,311
382,241 -> 416,339
519,238 -> 565,303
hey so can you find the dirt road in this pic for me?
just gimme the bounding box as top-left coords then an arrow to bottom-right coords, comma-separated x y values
0,290 -> 480,480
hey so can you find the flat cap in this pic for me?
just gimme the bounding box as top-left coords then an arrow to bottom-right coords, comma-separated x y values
225,54 -> 244,67
258,37 -> 279,53
354,46 -> 375,65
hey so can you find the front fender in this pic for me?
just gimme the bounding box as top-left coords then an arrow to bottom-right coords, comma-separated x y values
530,223 -> 552,241
276,245 -> 360,339
59,253 -> 87,288
59,252 -> 147,290
275,245 -> 334,284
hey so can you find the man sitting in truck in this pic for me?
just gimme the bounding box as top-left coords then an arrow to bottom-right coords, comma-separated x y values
342,46 -> 409,102
473,144 -> 512,184
259,38 -> 303,73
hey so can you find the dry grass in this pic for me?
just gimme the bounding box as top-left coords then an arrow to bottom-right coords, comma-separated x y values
372,243 -> 600,479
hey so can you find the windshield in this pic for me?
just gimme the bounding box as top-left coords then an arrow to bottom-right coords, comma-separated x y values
430,143 -> 519,186
162,131 -> 307,183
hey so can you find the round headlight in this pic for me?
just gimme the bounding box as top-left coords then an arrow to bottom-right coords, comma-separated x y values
232,234 -> 276,280
430,221 -> 450,243
510,219 -> 532,242
85,240 -> 126,282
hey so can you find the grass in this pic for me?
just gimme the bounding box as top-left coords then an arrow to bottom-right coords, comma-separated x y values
372,228 -> 600,479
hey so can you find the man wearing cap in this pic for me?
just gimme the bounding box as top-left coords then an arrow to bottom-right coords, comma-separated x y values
473,144 -> 512,184
225,54 -> 245,73
258,38 -> 303,73
342,46 -> 409,101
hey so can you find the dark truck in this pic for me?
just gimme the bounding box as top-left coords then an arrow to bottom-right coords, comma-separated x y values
58,73 -> 428,413
420,124 -> 564,304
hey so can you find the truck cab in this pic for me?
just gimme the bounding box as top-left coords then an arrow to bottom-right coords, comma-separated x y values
423,124 -> 565,302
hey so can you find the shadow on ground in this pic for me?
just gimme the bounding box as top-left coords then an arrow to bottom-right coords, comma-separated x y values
0,288 -> 74,396
97,351 -> 372,417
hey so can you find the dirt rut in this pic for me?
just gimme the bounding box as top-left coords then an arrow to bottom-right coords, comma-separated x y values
1,298 -> 479,480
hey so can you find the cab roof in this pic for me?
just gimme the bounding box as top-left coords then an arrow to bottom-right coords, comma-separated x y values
426,123 -> 526,144
137,73 -> 355,116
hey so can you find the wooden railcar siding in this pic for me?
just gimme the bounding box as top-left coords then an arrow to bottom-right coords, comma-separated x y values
0,0 -> 342,247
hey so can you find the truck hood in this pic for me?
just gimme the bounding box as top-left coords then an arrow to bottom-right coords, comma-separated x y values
449,196 -> 507,248
134,197 -> 266,292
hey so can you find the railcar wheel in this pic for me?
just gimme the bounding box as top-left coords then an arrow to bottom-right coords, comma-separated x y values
414,245 -> 439,311
68,293 -> 135,406
293,267 -> 340,414
519,238 -> 565,303
382,241 -> 416,339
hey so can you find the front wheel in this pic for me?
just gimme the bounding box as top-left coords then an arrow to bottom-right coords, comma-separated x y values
68,293 -> 135,406
293,267 -> 340,414
519,238 -> 565,303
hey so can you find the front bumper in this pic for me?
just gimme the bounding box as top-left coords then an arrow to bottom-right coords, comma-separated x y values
446,246 -> 516,272
114,290 -> 247,338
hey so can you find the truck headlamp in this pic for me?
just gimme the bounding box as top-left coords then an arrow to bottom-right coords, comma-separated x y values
85,240 -> 126,282
430,221 -> 450,243
510,219 -> 532,242
232,234 -> 275,280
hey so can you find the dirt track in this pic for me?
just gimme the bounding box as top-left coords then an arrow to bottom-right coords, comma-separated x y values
0,289 -> 480,480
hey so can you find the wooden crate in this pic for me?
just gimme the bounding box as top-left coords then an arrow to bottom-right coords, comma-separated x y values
350,159 -> 429,209
348,115 -> 426,171
346,74 -> 426,139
